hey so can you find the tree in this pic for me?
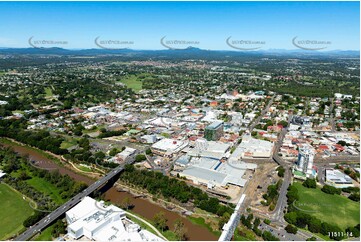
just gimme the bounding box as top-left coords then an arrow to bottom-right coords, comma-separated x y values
306,237 -> 317,241
284,212 -> 298,225
302,178 -> 316,188
321,185 -> 341,195
218,212 -> 230,230
153,211 -> 168,232
286,185 -> 299,204
278,120 -> 288,128
264,219 -> 271,225
348,192 -> 360,202
109,148 -> 120,156
346,224 -> 360,238
135,154 -> 146,162
51,220 -> 66,237
173,219 -> 187,240
276,166 -> 285,178
145,148 -> 152,155
337,140 -> 347,146
285,224 -> 298,234
308,217 -> 322,233
262,231 -> 279,241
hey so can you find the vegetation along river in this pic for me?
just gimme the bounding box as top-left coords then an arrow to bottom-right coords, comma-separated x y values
1,141 -> 217,241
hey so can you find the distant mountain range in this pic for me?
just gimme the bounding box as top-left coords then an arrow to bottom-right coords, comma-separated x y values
0,47 -> 359,58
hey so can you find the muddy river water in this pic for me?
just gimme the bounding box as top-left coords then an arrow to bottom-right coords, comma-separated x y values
1,141 -> 217,241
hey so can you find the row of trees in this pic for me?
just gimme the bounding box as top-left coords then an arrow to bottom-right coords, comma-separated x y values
153,212 -> 187,240
120,165 -> 233,217
0,119 -> 67,155
98,129 -> 127,138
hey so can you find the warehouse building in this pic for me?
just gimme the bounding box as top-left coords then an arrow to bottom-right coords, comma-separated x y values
325,169 -> 354,188
236,134 -> 274,158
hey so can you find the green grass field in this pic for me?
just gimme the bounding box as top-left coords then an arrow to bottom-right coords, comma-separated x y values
188,216 -> 221,237
0,184 -> 34,240
293,182 -> 360,230
27,177 -> 65,204
60,139 -> 77,149
44,87 -> 53,97
119,75 -> 142,93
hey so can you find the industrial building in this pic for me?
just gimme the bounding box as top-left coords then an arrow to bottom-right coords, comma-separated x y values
179,156 -> 256,188
236,134 -> 274,158
204,121 -> 224,141
177,139 -> 257,189
65,196 -> 163,241
325,169 -> 354,188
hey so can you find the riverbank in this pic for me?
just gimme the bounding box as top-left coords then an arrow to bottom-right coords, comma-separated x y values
0,138 -> 218,241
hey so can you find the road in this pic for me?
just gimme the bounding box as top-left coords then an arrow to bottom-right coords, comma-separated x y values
249,96 -> 274,132
314,155 -> 360,163
259,221 -> 324,241
267,114 -> 293,224
14,165 -> 125,241
271,126 -> 291,223
329,98 -> 336,132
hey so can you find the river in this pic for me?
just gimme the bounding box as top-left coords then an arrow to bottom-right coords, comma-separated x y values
0,141 -> 217,241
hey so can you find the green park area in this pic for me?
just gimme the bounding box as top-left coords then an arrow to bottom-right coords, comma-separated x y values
119,75 -> 143,93
27,177 -> 65,204
0,184 -> 34,240
293,182 -> 360,230
44,87 -> 53,97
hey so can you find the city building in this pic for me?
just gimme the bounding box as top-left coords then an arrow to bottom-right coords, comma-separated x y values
293,144 -> 316,179
151,138 -> 188,156
204,121 -> 224,141
65,196 -> 163,241
325,169 -> 354,188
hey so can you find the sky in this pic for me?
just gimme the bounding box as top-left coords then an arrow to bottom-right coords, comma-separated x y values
0,1 -> 359,50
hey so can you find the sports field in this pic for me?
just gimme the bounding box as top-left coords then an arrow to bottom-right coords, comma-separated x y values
293,182 -> 359,230
0,183 -> 34,240
119,75 -> 142,93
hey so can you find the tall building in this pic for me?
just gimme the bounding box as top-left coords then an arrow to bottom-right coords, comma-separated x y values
294,145 -> 315,178
204,121 -> 224,141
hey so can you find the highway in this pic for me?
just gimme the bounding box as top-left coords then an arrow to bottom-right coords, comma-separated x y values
14,165 -> 125,241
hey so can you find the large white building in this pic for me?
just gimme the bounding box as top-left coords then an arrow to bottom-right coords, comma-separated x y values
237,134 -> 274,158
65,197 -> 163,241
325,169 -> 354,188
151,138 -> 188,156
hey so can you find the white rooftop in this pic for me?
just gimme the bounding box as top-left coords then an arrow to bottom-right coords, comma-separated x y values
151,138 -> 188,153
